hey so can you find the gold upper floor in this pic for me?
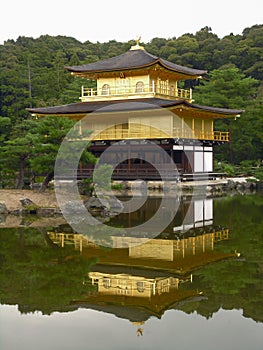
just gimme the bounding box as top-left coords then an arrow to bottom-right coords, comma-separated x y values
67,43 -> 204,103
80,80 -> 192,102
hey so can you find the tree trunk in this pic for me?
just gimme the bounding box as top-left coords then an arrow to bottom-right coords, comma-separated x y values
14,158 -> 25,189
39,171 -> 54,192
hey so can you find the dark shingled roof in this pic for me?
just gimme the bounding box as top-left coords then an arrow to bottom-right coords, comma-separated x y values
190,103 -> 244,115
65,48 -> 206,77
27,98 -> 244,116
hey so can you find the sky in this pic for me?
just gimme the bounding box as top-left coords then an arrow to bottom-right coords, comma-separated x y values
0,0 -> 262,44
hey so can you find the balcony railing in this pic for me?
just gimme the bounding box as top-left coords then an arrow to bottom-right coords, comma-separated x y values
87,129 -> 229,142
172,129 -> 229,141
80,83 -> 192,102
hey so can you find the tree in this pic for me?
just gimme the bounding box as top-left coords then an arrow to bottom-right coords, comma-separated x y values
194,65 -> 258,109
28,116 -> 77,191
194,66 -> 260,164
0,116 -> 11,144
0,119 -> 34,188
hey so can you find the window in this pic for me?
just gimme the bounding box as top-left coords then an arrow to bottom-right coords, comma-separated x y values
135,81 -> 144,93
136,281 -> 145,293
101,84 -> 110,95
103,278 -> 111,288
159,80 -> 168,94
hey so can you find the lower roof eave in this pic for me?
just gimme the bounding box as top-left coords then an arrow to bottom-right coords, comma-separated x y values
27,98 -> 245,118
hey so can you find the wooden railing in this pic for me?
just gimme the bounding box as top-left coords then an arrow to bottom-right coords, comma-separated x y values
55,168 -> 227,181
94,129 -> 168,140
172,129 -> 229,141
81,84 -> 192,101
90,129 -> 229,142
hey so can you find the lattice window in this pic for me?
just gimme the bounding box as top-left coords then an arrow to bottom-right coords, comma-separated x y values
101,84 -> 110,95
135,81 -> 144,93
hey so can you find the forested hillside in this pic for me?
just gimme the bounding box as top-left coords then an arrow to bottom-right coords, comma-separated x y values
0,25 -> 262,187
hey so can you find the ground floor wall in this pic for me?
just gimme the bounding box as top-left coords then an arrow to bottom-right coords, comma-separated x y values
173,144 -> 213,173
77,139 -> 218,181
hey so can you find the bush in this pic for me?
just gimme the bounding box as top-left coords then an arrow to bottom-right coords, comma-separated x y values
214,161 -> 235,176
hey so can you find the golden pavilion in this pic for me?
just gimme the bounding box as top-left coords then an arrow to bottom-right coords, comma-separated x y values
28,40 -> 243,180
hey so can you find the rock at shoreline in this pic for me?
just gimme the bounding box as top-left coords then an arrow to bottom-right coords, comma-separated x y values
0,201 -> 8,214
84,197 -> 105,210
20,197 -> 38,208
84,196 -> 123,216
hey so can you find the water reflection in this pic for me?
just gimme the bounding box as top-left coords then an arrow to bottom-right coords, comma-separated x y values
0,194 -> 262,339
44,197 -> 238,330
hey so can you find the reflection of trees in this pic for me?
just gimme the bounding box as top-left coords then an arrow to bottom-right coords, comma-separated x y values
179,194 -> 263,322
0,227 -> 96,315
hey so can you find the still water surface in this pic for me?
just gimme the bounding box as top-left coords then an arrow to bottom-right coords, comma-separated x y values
0,193 -> 262,349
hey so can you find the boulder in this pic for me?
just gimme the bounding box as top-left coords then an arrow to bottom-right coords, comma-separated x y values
107,197 -> 123,211
84,196 -> 105,210
0,201 -> 8,214
20,198 -> 37,208
84,196 -> 123,215
0,214 -> 6,223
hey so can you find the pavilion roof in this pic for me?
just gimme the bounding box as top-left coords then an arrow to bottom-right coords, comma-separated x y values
27,98 -> 244,117
65,48 -> 206,77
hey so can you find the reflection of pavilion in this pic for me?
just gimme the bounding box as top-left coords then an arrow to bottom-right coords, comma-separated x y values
48,227 -> 230,274
174,197 -> 213,232
77,265 -> 200,323
48,228 -> 232,320
48,197 -> 230,274
89,270 -> 192,298
47,197 -> 236,324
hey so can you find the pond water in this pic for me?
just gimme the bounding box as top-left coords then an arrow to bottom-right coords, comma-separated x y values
0,193 -> 262,350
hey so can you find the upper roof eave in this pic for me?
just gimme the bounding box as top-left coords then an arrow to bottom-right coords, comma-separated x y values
65,49 -> 206,77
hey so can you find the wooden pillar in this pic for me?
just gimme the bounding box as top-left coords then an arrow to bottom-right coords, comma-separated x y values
202,119 -> 204,139
79,236 -> 83,253
192,118 -> 195,139
171,147 -> 174,164
128,145 -> 131,172
79,120 -> 82,136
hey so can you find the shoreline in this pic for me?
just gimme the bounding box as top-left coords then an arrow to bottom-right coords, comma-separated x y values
0,177 -> 260,214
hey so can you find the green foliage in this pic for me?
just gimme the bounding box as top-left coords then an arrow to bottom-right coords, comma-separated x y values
194,65 -> 261,165
194,66 -> 258,109
214,161 -> 235,176
29,116 -> 75,172
0,117 -> 11,144
0,116 -> 95,190
79,178 -> 94,195
111,182 -> 125,190
93,164 -> 114,191
0,119 -> 35,188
